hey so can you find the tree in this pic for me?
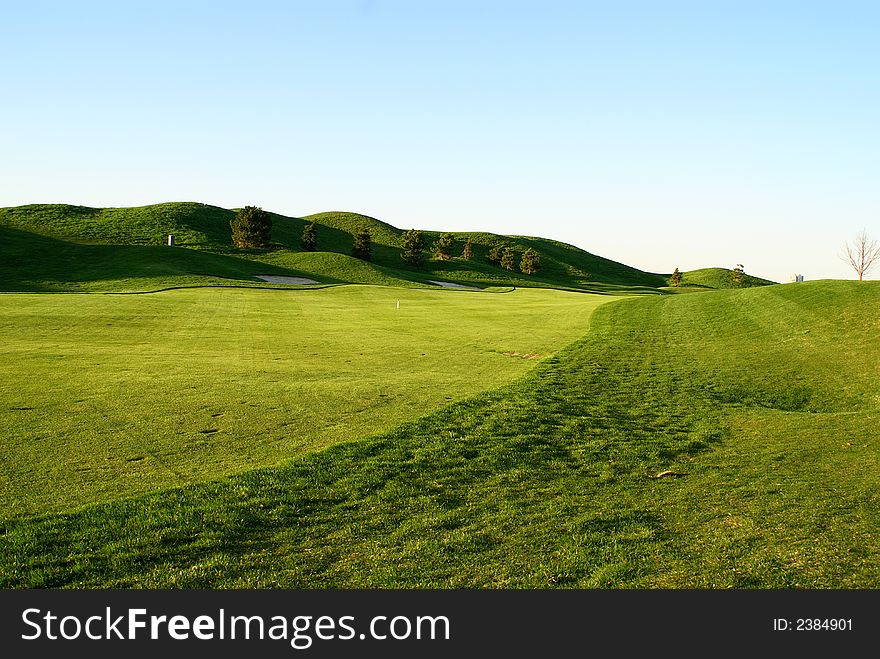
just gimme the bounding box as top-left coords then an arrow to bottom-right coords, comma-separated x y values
433,232 -> 455,260
501,245 -> 516,271
300,221 -> 317,251
670,267 -> 682,287
732,263 -> 745,287
487,243 -> 504,265
842,229 -> 880,281
401,229 -> 424,268
520,248 -> 541,275
230,206 -> 271,248
352,227 -> 372,261
461,240 -> 474,261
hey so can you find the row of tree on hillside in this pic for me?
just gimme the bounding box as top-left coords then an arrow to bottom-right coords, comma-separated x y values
485,241 -> 540,274
232,209 -> 879,283
400,230 -> 541,274
355,228 -> 541,275
229,208 -> 541,274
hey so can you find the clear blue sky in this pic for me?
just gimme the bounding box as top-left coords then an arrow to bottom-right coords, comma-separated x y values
3,1 -> 878,281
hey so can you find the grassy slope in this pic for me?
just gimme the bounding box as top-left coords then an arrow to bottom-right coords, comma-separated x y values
0,286 -> 610,514
0,223 -> 430,292
0,203 -> 234,247
0,226 -> 305,292
2,280 -> 876,588
678,267 -> 775,289
0,203 -> 670,291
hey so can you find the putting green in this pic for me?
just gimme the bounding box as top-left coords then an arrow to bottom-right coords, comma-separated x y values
1,285 -> 614,514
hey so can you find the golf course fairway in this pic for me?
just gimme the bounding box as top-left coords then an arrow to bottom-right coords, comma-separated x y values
3,280 -> 879,588
1,285 -> 612,514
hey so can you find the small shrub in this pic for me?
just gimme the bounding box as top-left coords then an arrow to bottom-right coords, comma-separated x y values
501,246 -> 516,271
230,206 -> 271,248
401,229 -> 424,268
352,227 -> 372,261
487,243 -> 504,265
520,248 -> 541,275
732,264 -> 745,287
300,221 -> 317,251
434,232 -> 455,260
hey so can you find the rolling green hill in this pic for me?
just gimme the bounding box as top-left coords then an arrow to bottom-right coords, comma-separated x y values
674,267 -> 775,289
0,226 -> 310,292
2,280 -> 875,587
0,202 -> 702,292
0,202 -> 234,248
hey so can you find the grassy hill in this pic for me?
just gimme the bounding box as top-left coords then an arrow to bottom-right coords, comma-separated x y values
0,202 -> 678,292
2,280 -> 876,587
0,202 -> 234,248
675,267 -> 775,289
0,226 -> 306,292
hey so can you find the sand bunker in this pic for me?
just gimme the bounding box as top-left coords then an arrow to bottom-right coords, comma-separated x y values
428,280 -> 481,291
255,275 -> 319,285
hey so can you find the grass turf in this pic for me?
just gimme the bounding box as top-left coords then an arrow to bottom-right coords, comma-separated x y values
0,285 -> 611,514
1,280 -> 876,588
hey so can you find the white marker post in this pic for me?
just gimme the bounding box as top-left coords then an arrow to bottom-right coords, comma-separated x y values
396,300 -> 400,310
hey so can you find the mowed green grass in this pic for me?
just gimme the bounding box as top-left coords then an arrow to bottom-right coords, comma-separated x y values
0,285 -> 610,515
2,280 -> 877,588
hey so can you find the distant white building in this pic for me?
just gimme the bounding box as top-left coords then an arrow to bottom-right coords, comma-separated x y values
789,274 -> 804,283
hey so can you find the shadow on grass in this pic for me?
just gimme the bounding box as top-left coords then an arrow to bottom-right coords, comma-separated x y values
0,302 -> 724,588
0,227 -> 326,292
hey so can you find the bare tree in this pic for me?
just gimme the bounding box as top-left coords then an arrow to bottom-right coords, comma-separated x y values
842,229 -> 880,281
